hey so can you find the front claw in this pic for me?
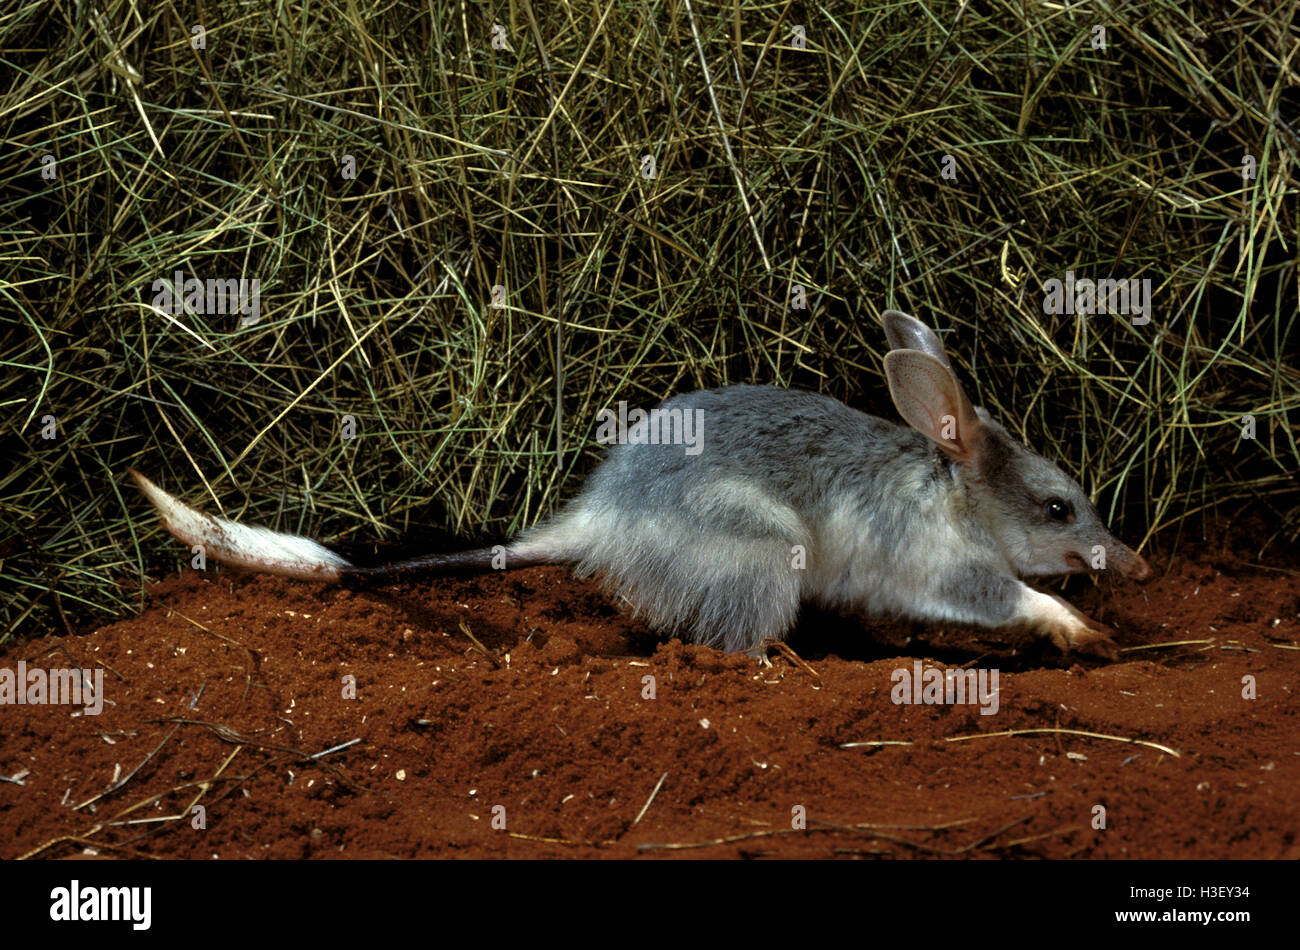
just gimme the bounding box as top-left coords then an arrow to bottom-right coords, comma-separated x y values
1050,621 -> 1119,661
1026,590 -> 1119,661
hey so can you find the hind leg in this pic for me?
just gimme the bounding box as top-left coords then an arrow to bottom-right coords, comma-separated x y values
581,534 -> 803,652
518,474 -> 809,651
568,494 -> 808,652
684,538 -> 805,651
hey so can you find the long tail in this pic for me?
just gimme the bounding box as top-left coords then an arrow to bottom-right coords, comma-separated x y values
129,470 -> 548,583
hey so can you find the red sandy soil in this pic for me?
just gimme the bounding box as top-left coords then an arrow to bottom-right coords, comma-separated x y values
3,519 -> 1297,859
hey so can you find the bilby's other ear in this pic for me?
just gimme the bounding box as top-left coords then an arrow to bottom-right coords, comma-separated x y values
882,309 -> 953,369
883,349 -> 985,463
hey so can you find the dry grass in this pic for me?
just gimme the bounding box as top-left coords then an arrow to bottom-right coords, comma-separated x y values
2,0 -> 1296,642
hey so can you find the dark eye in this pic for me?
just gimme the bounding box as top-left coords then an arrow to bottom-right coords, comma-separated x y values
1045,499 -> 1072,522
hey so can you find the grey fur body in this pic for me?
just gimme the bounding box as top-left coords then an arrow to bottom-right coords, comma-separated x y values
133,310 -> 1151,658
512,386 -> 1138,652
514,386 -> 948,651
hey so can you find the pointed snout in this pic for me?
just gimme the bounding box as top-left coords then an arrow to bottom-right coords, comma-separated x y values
1109,542 -> 1152,582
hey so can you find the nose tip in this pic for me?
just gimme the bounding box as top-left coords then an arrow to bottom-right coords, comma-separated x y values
1128,555 -> 1153,582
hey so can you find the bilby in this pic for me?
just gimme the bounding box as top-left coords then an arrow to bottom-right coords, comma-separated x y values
132,309 -> 1151,658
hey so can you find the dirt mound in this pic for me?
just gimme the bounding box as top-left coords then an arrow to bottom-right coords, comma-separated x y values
3,529 -> 1297,859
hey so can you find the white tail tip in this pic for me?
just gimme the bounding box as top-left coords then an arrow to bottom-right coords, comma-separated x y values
130,469 -> 350,581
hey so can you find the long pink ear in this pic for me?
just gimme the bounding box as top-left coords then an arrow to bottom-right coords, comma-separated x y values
883,350 -> 984,463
